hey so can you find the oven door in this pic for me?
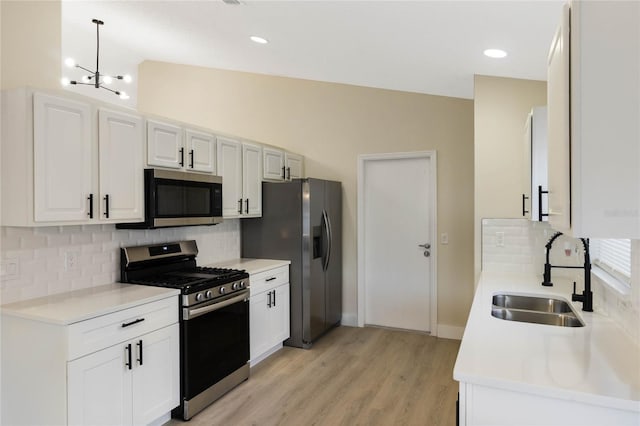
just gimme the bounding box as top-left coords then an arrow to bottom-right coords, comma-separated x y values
181,291 -> 249,403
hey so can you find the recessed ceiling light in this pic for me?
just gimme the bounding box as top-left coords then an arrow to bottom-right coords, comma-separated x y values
484,49 -> 507,59
250,35 -> 268,45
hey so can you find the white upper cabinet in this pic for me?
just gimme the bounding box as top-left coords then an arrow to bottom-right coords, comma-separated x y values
285,152 -> 304,180
263,147 -> 285,181
1,89 -> 144,226
522,106 -> 548,222
263,147 -> 304,182
148,120 -> 217,173
217,137 -> 244,217
98,108 -> 144,222
242,142 -> 263,217
147,119 -> 184,169
185,128 -> 216,173
547,1 -> 639,238
33,92 -> 94,222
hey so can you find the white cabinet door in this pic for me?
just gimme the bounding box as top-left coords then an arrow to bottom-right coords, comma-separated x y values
147,119 -> 184,169
523,107 -> 548,222
131,324 -> 180,426
271,283 -> 290,345
217,136 -> 243,218
547,4 -> 571,233
263,147 -> 285,181
98,108 -> 144,222
68,343 -> 131,426
185,128 -> 216,173
33,93 -> 93,222
285,152 -> 304,180
250,291 -> 272,362
242,142 -> 262,217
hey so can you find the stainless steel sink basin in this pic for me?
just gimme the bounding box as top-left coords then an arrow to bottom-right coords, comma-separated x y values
492,294 -> 573,313
491,293 -> 584,327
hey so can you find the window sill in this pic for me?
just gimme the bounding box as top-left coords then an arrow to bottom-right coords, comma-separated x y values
592,266 -> 631,297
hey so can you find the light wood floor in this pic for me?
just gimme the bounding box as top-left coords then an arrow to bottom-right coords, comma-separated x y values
168,326 -> 460,426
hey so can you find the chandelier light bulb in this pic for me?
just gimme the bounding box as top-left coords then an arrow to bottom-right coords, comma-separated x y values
81,75 -> 91,83
64,58 -> 76,68
119,91 -> 130,100
103,76 -> 113,85
61,77 -> 71,86
123,74 -> 132,83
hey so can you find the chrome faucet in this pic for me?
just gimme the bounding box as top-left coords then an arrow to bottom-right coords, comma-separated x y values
541,232 -> 593,312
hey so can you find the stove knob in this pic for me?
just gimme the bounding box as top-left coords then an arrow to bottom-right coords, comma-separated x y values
232,282 -> 239,290
195,293 -> 203,302
219,287 -> 226,295
241,281 -> 246,288
205,290 -> 213,299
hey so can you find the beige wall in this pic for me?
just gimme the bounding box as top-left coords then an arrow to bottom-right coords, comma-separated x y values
138,61 -> 475,329
473,75 -> 547,281
1,1 -> 61,90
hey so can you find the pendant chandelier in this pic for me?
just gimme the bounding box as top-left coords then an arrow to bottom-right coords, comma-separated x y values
61,19 -> 132,100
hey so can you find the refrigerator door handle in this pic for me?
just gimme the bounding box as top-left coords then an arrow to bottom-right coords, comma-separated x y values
322,209 -> 332,271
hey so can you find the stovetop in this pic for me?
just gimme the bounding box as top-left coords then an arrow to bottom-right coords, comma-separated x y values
128,267 -> 249,295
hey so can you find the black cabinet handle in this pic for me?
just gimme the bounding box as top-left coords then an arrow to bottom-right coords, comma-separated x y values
538,185 -> 549,221
287,167 -> 291,180
189,149 -> 194,168
103,194 -> 110,218
273,290 -> 276,307
122,318 -> 145,328
125,343 -> 132,370
137,340 -> 143,366
87,194 -> 94,218
238,199 -> 243,214
267,291 -> 272,308
282,166 -> 286,180
179,147 -> 184,167
245,198 -> 249,214
266,277 -> 276,282
522,194 -> 529,216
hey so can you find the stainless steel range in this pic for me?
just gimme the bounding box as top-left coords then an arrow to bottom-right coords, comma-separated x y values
120,240 -> 250,420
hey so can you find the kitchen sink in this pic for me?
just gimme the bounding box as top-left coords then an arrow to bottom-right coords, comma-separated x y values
491,293 -> 584,327
492,294 -> 573,313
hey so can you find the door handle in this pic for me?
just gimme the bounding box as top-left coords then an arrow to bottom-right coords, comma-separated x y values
87,193 -> 94,219
287,167 -> 291,180
238,199 -> 243,214
267,290 -> 272,308
189,149 -> 194,168
137,340 -> 143,366
103,194 -> 110,218
418,243 -> 431,249
125,343 -> 132,370
245,198 -> 249,214
522,193 -> 529,216
179,147 -> 184,167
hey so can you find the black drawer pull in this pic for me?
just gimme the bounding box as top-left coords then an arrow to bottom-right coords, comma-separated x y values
266,277 -> 276,282
122,318 -> 145,328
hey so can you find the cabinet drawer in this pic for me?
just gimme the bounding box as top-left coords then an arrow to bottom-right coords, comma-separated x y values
67,296 -> 178,360
250,265 -> 289,296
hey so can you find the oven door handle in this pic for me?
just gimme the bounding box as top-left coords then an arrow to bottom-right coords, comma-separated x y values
183,291 -> 249,320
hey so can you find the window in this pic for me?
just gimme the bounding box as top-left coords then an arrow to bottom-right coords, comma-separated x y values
590,239 -> 631,286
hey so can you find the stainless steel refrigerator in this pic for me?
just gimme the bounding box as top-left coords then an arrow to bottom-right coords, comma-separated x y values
241,178 -> 342,349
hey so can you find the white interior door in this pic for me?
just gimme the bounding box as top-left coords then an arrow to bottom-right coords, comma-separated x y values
359,152 -> 436,333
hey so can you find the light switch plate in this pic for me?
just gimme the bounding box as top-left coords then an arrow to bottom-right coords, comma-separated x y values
441,233 -> 449,245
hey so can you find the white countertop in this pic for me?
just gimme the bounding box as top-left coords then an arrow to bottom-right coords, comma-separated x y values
453,271 -> 640,412
0,284 -> 179,325
206,258 -> 291,275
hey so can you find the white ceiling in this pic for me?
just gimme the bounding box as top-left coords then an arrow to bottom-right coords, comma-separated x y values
61,0 -> 564,108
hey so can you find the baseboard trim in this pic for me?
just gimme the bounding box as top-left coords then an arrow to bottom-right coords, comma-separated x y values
437,324 -> 465,340
340,313 -> 358,327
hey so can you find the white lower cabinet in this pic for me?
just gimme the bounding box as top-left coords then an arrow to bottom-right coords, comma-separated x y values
249,265 -> 290,365
459,382 -> 639,426
1,293 -> 179,426
68,324 -> 179,426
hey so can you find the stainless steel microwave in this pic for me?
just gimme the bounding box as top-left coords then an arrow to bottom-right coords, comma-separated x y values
117,169 -> 223,229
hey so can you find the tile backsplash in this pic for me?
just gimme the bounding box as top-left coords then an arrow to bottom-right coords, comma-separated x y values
482,218 -> 640,345
0,221 -> 240,304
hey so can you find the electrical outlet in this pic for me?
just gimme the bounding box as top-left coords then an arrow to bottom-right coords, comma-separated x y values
496,232 -> 505,247
441,233 -> 449,245
0,260 -> 19,280
65,251 -> 79,271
